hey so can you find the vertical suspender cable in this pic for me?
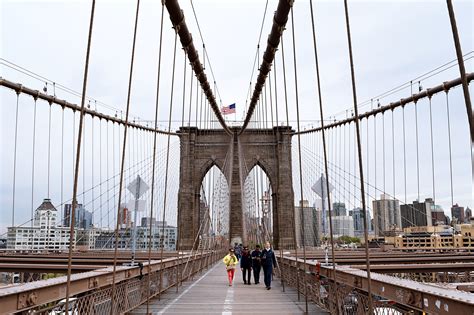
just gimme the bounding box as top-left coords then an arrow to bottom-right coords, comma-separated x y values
199,89 -> 203,129
414,100 -> 420,200
110,1 -> 140,313
402,106 -> 407,204
31,97 -> 38,227
392,110 -> 396,214
107,121 -> 110,229
47,103 -> 52,198
382,113 -> 385,194
444,91 -> 454,207
65,0 -> 95,311
366,117 -> 370,219
188,68 -> 194,127
446,0 -> 474,143
181,51 -> 187,127
273,60 -> 279,126
146,5 -> 165,310
374,111 -> 377,200
61,108 -> 65,226
264,83 -> 268,128
92,116 -> 95,227
269,74 -> 274,127
195,76 -> 199,126
112,119 -> 116,227
11,92 -> 20,227
83,117 -> 86,207
290,7 -> 308,313
343,1 -> 373,312
280,35 -> 290,127
100,118 -> 103,228
428,96 -> 436,204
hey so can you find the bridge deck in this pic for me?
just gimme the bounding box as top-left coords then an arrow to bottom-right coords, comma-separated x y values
130,263 -> 328,314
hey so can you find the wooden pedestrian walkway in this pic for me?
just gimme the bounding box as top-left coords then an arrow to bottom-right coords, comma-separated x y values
130,263 -> 328,314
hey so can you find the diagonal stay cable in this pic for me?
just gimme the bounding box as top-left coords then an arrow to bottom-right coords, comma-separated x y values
110,1 -> 140,313
343,0 -> 373,311
240,0 -> 293,133
146,2 -> 165,312
309,1 -> 339,312
64,0 -> 96,312
165,0 -> 231,134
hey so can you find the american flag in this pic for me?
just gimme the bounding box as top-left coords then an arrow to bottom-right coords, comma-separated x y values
221,103 -> 236,115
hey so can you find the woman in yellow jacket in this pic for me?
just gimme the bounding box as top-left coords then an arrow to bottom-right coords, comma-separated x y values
223,248 -> 238,286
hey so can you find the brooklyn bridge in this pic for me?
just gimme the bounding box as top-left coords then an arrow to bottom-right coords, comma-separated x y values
0,0 -> 473,314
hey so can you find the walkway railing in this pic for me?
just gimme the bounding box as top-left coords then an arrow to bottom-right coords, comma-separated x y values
0,250 -> 223,314
277,255 -> 474,315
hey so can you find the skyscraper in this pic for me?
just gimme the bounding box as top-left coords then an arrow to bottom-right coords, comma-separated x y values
63,203 -> 93,229
349,207 -> 372,237
400,198 -> 433,228
118,204 -> 132,229
333,202 -> 347,216
431,204 -> 447,226
465,207 -> 472,223
372,194 -> 401,236
295,200 -> 319,247
332,216 -> 354,237
451,204 -> 465,224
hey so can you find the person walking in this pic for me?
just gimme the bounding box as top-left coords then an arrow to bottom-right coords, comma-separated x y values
233,243 -> 241,260
261,241 -> 277,290
240,246 -> 252,285
223,248 -> 238,286
251,244 -> 262,284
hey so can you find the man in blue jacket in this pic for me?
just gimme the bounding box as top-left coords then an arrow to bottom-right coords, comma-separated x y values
261,241 -> 277,290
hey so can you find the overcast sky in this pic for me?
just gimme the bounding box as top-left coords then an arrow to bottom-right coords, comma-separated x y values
1,0 -> 473,233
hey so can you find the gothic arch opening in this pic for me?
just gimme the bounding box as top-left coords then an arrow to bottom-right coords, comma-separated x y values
200,165 -> 229,248
243,165 -> 273,247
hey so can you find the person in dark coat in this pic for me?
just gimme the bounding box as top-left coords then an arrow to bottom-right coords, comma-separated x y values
251,244 -> 262,284
234,243 -> 241,260
240,246 -> 252,285
261,241 -> 277,290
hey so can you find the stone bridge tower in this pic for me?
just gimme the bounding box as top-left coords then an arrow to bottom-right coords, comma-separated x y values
177,126 -> 296,249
